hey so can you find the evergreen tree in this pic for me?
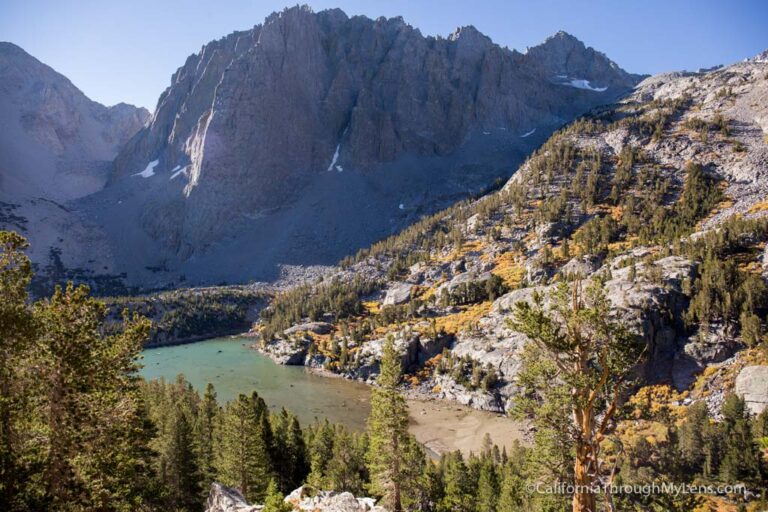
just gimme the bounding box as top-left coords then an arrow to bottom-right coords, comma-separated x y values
215,394 -> 272,502
678,401 -> 708,473
437,452 -> 474,512
366,336 -> 412,512
326,427 -> 367,495
307,420 -> 335,489
509,280 -> 642,512
270,408 -> 308,493
34,282 -> 154,511
196,383 -> 219,498
475,457 -> 499,512
285,414 -> 308,490
0,232 -> 35,509
420,459 -> 445,512
262,479 -> 291,512
497,458 -> 526,512
164,408 -> 202,510
719,394 -> 760,482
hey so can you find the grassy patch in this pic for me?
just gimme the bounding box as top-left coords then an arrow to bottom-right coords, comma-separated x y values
432,301 -> 493,335
748,199 -> 768,214
491,252 -> 525,288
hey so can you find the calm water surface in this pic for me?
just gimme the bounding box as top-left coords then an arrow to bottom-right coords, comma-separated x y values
140,337 -> 371,431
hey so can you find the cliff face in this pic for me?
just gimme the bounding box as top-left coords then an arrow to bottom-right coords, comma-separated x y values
85,6 -> 640,288
0,42 -> 149,201
0,42 -> 148,282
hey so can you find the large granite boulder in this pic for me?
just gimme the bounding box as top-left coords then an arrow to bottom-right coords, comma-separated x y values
383,283 -> 413,306
283,322 -> 333,336
204,483 -> 386,512
437,271 -> 494,297
205,483 -> 262,512
286,486 -> 385,511
559,255 -> 601,280
450,255 -> 697,411
735,365 -> 768,415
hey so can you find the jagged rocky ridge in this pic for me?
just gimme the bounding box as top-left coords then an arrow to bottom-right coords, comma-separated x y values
256,52 -> 768,414
50,5 -> 640,290
0,42 -> 148,285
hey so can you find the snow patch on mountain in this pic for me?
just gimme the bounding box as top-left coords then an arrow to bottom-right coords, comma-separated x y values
133,160 -> 159,178
327,144 -> 340,172
566,78 -> 608,92
170,165 -> 188,180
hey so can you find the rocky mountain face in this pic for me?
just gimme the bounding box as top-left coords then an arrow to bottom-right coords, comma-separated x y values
60,5 -> 640,290
0,42 -> 149,281
256,52 -> 768,416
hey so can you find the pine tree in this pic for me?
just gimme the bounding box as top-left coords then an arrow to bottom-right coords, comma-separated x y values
437,452 -> 474,512
0,231 -> 35,509
165,408 -> 202,510
215,393 -> 272,502
719,394 -> 760,482
196,383 -> 219,497
366,336 -> 411,511
420,458 -> 445,511
475,457 -> 499,512
286,414 -> 308,490
34,282 -> 154,510
509,280 -> 642,512
326,427 -> 366,495
677,401 -> 708,473
307,420 -> 335,489
262,479 -> 291,512
497,459 -> 525,511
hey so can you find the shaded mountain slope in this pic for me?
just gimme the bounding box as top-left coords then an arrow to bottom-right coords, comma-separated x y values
70,6 -> 641,290
0,42 -> 148,282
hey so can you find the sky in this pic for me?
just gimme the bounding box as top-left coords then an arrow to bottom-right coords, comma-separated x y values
1,0 -> 766,110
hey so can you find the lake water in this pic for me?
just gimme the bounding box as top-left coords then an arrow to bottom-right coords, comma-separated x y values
140,336 -> 528,455
140,337 -> 372,431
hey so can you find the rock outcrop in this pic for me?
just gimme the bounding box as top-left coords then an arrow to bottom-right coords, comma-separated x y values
285,486 -> 385,511
735,365 -> 768,415
383,283 -> 413,306
204,483 -> 386,512
205,483 -> 262,512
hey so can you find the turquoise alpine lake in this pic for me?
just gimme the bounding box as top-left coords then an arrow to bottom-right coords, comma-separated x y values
140,337 -> 372,431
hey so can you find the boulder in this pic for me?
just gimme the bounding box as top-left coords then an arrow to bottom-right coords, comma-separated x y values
406,262 -> 425,284
354,333 -> 418,380
288,488 -> 385,511
735,365 -> 768,415
559,255 -> 600,280
261,338 -> 310,365
603,256 -> 695,386
205,483 -> 263,512
283,321 -> 333,336
382,283 -> 413,306
437,271 -> 494,297
205,483 -> 386,512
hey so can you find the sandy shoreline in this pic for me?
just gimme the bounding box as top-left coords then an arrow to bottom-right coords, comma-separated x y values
406,398 -> 529,456
250,340 -> 528,455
